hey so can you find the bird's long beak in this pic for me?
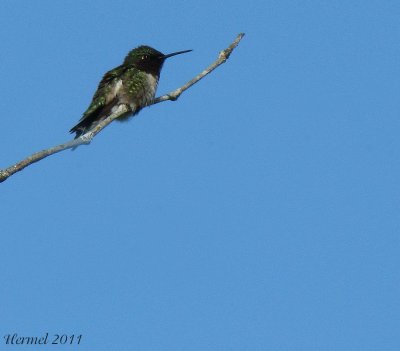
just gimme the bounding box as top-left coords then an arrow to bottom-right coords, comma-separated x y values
163,49 -> 192,59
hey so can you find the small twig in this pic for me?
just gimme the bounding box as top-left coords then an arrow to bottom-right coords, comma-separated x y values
153,33 -> 245,104
0,33 -> 245,183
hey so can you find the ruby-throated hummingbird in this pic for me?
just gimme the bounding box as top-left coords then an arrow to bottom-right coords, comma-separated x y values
70,46 -> 192,138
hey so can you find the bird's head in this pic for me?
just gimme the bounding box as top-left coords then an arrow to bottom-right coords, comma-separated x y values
124,45 -> 192,74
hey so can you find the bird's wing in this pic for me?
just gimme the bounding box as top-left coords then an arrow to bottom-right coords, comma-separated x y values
69,65 -> 127,135
81,65 -> 127,122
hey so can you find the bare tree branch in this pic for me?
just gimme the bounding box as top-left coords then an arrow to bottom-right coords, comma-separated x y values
0,33 -> 245,183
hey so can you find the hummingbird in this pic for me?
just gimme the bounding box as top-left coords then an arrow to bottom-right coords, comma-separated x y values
70,45 -> 192,139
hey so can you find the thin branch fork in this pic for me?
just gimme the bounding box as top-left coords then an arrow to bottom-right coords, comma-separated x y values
0,33 -> 245,183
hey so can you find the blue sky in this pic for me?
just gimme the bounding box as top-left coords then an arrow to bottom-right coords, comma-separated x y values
1,1 -> 399,350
